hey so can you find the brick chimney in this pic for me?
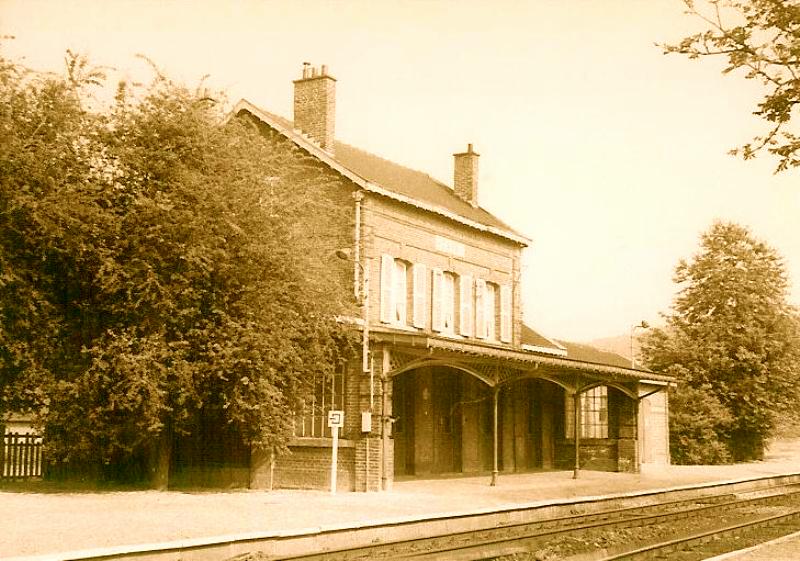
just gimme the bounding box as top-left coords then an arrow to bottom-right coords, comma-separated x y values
293,62 -> 336,153
453,144 -> 480,207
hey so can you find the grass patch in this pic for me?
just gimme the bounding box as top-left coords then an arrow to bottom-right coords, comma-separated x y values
0,478 -> 150,494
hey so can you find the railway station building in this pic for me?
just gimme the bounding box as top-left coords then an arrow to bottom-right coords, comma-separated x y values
231,64 -> 673,492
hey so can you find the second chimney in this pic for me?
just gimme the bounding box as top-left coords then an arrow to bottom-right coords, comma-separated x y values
293,63 -> 336,153
453,144 -> 480,207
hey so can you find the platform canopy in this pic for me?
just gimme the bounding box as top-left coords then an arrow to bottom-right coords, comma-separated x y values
371,327 -> 674,399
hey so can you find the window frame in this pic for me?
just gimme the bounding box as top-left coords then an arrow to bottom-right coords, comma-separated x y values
565,386 -> 609,440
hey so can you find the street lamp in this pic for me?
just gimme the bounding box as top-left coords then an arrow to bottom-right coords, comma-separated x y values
630,320 -> 649,369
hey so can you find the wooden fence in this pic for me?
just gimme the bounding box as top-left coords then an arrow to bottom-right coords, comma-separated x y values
2,432 -> 43,479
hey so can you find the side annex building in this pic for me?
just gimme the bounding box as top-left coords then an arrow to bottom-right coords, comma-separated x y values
233,64 -> 673,492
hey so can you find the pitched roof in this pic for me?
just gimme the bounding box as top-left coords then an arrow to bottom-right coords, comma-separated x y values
521,323 -> 642,372
232,99 -> 529,245
556,340 -> 634,370
520,324 -> 567,356
333,142 -> 521,237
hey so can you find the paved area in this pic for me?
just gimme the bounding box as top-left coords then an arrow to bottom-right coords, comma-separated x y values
3,439 -> 800,559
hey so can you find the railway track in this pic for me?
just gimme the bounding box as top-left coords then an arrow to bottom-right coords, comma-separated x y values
591,509 -> 800,561
248,484 -> 800,560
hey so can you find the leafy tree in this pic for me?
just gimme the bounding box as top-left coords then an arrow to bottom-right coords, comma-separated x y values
664,0 -> 800,172
642,221 -> 800,462
0,52 -> 356,486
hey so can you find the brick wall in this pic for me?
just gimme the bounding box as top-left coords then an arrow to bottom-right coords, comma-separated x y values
640,385 -> 670,466
240,108 -> 528,491
362,195 -> 524,346
554,440 -> 619,472
274,441 -> 355,491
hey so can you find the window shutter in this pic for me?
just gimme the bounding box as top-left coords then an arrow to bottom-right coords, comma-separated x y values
500,284 -> 512,343
412,263 -> 427,328
459,274 -> 473,336
431,268 -> 443,332
474,279 -> 486,339
380,254 -> 394,324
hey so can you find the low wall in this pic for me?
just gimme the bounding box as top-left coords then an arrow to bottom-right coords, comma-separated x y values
272,438 -> 356,492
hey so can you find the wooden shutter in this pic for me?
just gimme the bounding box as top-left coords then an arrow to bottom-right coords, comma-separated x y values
500,284 -> 512,343
431,268 -> 443,332
459,274 -> 473,336
412,263 -> 427,328
380,254 -> 394,324
474,279 -> 486,339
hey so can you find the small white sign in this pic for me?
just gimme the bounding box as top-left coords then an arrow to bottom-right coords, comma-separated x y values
327,410 -> 344,428
435,235 -> 466,258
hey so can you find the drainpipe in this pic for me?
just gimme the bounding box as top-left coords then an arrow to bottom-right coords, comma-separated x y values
353,191 -> 363,300
381,373 -> 388,490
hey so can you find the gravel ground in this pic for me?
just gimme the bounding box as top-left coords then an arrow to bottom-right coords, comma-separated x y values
3,439 -> 800,559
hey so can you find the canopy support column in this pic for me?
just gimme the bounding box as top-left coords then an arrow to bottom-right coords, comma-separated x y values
490,386 -> 500,486
573,390 -> 581,479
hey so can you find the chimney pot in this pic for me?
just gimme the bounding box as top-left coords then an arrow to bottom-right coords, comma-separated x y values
321,64 -> 328,76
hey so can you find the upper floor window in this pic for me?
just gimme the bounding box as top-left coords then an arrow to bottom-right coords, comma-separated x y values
486,282 -> 498,340
381,255 -> 513,344
381,255 -> 426,328
393,259 -> 408,325
565,386 -> 609,439
476,280 -> 498,341
441,271 -> 456,334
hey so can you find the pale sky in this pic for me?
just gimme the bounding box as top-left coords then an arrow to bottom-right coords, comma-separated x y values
2,0 -> 798,342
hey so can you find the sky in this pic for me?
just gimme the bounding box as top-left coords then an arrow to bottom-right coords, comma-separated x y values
2,0 -> 799,342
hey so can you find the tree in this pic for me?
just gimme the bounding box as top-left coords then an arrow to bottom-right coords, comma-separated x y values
664,0 -> 800,172
641,221 -> 800,462
0,51 -> 356,486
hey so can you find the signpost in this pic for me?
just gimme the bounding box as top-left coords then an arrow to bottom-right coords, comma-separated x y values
327,410 -> 344,494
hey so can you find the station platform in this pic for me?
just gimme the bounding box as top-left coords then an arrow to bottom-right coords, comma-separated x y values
3,439 -> 800,560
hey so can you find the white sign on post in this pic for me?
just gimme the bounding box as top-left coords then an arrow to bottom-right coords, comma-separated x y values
328,410 -> 344,494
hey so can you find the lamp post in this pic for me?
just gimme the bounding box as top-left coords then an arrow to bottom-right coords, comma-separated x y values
630,320 -> 649,369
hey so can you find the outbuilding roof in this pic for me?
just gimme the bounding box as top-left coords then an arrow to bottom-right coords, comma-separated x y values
556,340 -> 634,370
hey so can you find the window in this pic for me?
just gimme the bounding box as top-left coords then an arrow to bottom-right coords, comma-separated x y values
441,272 -> 456,333
432,269 -> 460,335
380,254 -> 413,327
412,263 -> 427,328
485,282 -> 498,340
459,274 -> 473,336
393,259 -> 407,325
294,367 -> 346,438
475,279 -> 497,341
499,284 -> 512,343
565,386 -> 609,439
